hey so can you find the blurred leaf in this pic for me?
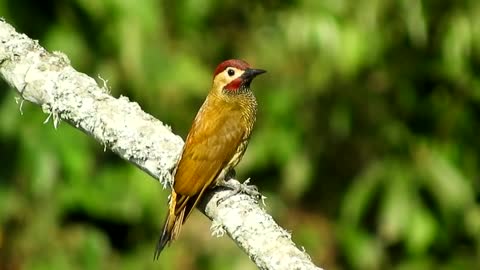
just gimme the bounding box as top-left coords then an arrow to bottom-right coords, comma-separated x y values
338,226 -> 383,270
441,13 -> 472,81
341,161 -> 384,226
405,202 -> 438,255
416,144 -> 474,215
378,162 -> 414,244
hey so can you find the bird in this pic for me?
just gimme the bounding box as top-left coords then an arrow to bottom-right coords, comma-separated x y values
153,59 -> 266,259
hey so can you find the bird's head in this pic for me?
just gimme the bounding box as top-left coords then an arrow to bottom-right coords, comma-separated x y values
211,59 -> 266,95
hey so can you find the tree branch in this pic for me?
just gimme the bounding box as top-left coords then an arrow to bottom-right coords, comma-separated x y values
0,19 -> 323,270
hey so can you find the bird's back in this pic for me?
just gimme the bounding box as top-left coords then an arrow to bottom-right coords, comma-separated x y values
173,94 -> 254,197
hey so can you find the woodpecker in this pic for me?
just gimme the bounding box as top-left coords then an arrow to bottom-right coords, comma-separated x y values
154,59 -> 266,259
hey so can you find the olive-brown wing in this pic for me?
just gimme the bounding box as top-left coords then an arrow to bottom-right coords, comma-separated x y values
173,105 -> 245,197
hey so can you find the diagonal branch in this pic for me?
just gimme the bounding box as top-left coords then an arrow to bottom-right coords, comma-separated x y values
0,19 -> 323,270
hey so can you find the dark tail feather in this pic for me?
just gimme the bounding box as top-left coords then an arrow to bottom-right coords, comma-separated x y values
153,212 -> 176,260
153,194 -> 187,260
153,192 -> 203,260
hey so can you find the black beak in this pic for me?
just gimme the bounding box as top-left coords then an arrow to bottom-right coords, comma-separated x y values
242,68 -> 267,81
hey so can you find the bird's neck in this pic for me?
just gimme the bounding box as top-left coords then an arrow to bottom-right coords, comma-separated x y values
209,89 -> 257,123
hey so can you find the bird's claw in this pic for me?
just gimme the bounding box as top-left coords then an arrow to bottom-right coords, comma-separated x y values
216,178 -> 262,205
239,178 -> 261,198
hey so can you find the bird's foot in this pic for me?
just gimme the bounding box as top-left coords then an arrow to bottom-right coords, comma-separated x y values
216,178 -> 263,205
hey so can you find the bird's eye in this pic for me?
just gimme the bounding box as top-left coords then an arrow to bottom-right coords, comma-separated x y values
227,69 -> 235,76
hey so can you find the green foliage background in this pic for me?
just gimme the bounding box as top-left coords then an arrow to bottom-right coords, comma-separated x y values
1,0 -> 480,269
